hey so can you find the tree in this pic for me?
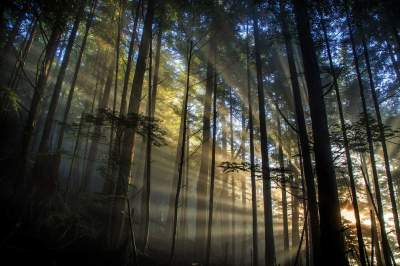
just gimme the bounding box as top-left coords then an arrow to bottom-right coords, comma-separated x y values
293,0 -> 348,265
253,3 -> 276,265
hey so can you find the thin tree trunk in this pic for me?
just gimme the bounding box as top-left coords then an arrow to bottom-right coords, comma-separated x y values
150,11 -> 163,117
277,114 -> 289,266
253,4 -> 275,265
290,172 -> 300,265
293,1 -> 348,265
20,18 -> 64,188
205,59 -> 217,266
38,3 -> 85,154
195,30 -> 215,263
57,0 -> 98,151
119,0 -> 141,116
318,3 -> 368,264
9,18 -> 37,90
142,29 -> 153,251
345,2 -> 393,264
246,18 -> 258,266
169,39 -> 193,265
80,54 -> 101,192
65,113 -> 84,197
228,86 -> 236,265
240,106 -> 247,266
360,28 -> 400,248
116,0 -> 154,196
278,1 -> 320,264
83,61 -> 114,191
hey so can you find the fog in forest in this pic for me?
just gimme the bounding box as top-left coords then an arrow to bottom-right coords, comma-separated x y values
1,0 -> 400,265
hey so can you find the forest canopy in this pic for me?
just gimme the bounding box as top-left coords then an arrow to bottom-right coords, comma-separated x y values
0,0 -> 400,265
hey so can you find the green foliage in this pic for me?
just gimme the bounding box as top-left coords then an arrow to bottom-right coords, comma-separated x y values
0,87 -> 20,114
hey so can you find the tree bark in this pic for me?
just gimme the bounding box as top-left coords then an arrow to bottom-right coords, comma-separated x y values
205,58 -> 217,266
277,114 -> 289,266
318,3 -> 368,265
195,29 -> 215,263
293,0 -> 348,265
360,27 -> 400,248
38,2 -> 85,154
20,18 -> 64,189
279,1 -> 320,264
253,4 -> 275,265
119,0 -> 141,116
169,39 -> 193,265
57,0 -> 98,151
345,2 -> 393,264
247,15 -> 258,266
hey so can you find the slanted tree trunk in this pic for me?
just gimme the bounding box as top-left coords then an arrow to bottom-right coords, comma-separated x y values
345,2 -> 393,264
318,3 -> 367,264
38,2 -> 85,154
57,0 -> 98,151
116,0 -> 154,197
360,27 -> 400,248
279,2 -> 321,264
169,39 -> 193,265
293,1 -> 347,265
108,0 -> 154,251
361,155 -> 383,266
253,4 -> 275,265
20,18 -> 64,190
119,0 -> 141,116
8,18 -> 37,90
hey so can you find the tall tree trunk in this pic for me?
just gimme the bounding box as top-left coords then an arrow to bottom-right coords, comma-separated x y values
141,13 -> 163,250
246,18 -> 258,266
361,155 -> 383,266
150,11 -> 163,117
195,30 -> 215,263
345,2 -> 393,265
318,3 -> 368,265
57,0 -> 98,151
290,172 -> 300,265
8,18 -> 37,90
205,60 -> 217,266
228,86 -> 236,265
293,1 -> 348,265
253,4 -> 275,265
119,0 -> 141,116
38,2 -> 85,154
278,1 -> 320,264
116,0 -> 154,196
360,27 -> 400,248
83,61 -> 114,191
169,39 -> 193,265
277,114 -> 289,266
141,29 -> 153,251
80,53 -> 102,191
20,18 -> 64,189
240,106 -> 247,266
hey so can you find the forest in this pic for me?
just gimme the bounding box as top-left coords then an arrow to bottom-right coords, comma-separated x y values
0,0 -> 400,265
